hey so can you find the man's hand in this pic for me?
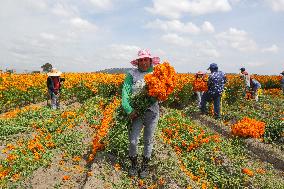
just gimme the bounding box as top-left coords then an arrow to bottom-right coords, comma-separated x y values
129,111 -> 138,120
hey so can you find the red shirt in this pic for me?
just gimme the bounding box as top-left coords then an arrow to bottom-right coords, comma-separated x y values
52,77 -> 60,90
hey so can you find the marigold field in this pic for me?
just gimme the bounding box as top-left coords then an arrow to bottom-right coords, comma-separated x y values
0,72 -> 283,189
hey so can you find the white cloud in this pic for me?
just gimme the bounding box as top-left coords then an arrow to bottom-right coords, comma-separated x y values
145,19 -> 200,34
194,41 -> 220,57
229,0 -> 241,5
25,0 -> 48,11
146,0 -> 232,18
146,0 -> 190,18
187,0 -> 232,15
156,49 -> 166,56
161,33 -> 192,46
201,21 -> 215,33
109,44 -> 140,60
89,0 -> 113,10
265,0 -> 284,12
246,61 -> 266,67
261,44 -> 279,53
200,48 -> 220,57
40,33 -> 56,40
70,17 -> 97,31
0,1 -> 283,74
216,28 -> 258,52
51,3 -> 77,17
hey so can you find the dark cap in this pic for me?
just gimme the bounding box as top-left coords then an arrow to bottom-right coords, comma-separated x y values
207,63 -> 218,70
240,67 -> 245,72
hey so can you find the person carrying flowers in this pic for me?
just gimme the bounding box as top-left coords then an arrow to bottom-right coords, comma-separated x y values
121,49 -> 160,178
250,76 -> 261,101
200,63 -> 227,119
46,68 -> 65,109
193,71 -> 207,108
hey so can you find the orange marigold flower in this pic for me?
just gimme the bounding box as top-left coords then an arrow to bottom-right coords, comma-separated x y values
72,156 -> 81,162
242,168 -> 254,176
144,62 -> 177,101
62,175 -> 70,181
231,117 -> 265,138
256,168 -> 266,174
158,178 -> 165,185
11,173 -> 20,181
114,163 -> 121,171
193,78 -> 208,92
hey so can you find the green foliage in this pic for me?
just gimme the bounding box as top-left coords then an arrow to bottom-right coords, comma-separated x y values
130,92 -> 156,117
41,63 -> 53,73
97,83 -> 121,98
261,79 -> 281,89
165,83 -> 195,108
105,106 -> 130,159
264,119 -> 284,143
74,82 -> 95,103
224,82 -> 244,105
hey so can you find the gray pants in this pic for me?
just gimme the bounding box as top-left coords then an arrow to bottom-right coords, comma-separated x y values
128,110 -> 159,158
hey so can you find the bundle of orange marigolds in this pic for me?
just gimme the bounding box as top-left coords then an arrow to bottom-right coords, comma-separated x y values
144,61 -> 177,101
231,117 -> 266,138
193,77 -> 208,92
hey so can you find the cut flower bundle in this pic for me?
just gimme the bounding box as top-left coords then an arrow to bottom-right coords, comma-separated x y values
144,61 -> 177,101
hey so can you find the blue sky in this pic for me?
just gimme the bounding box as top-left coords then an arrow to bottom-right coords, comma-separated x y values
0,0 -> 283,74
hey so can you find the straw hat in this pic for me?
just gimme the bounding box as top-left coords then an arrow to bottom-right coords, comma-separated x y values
47,68 -> 62,77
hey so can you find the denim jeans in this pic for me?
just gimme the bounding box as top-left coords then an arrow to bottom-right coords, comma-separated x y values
48,90 -> 60,109
200,92 -> 221,118
128,109 -> 159,158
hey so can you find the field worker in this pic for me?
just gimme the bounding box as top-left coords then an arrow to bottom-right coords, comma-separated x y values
122,49 -> 160,178
200,63 -> 227,119
250,76 -> 261,101
193,71 -> 207,108
240,67 -> 250,96
47,68 -> 64,109
281,71 -> 284,95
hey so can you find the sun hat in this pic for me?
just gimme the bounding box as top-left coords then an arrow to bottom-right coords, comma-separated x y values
196,71 -> 205,75
130,49 -> 160,66
47,68 -> 62,77
207,63 -> 218,70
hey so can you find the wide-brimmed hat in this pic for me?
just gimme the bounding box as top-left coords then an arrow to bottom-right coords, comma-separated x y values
47,68 -> 62,77
196,71 -> 205,75
130,49 -> 160,66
